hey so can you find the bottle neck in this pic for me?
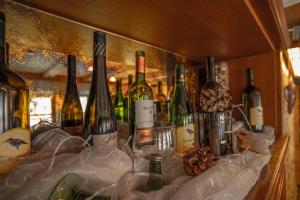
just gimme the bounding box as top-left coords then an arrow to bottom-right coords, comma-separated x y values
66,63 -> 78,96
0,20 -> 6,68
116,80 -> 122,95
136,55 -> 145,82
247,69 -> 254,86
207,63 -> 216,82
93,41 -> 111,102
176,72 -> 185,85
158,82 -> 163,94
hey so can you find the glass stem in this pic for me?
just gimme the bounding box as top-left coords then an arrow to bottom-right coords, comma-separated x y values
147,159 -> 164,189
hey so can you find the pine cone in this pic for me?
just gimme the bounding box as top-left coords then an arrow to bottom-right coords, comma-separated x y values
183,144 -> 216,176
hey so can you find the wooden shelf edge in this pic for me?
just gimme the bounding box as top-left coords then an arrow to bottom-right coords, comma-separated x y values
245,135 -> 290,200
244,0 -> 291,51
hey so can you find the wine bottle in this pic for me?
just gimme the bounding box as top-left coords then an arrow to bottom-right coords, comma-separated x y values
201,56 -> 227,155
156,81 -> 166,113
113,78 -> 126,121
84,31 -> 117,147
242,68 -> 264,132
124,74 -> 133,122
0,11 -> 30,173
170,64 -> 195,155
61,55 -> 84,136
166,76 -> 174,121
128,51 -> 154,136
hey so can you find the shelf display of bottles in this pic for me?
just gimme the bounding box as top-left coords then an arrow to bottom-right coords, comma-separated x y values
113,78 -> 126,121
83,31 -> 117,147
0,12 -> 30,173
242,68 -> 264,132
61,55 -> 84,136
128,51 -> 154,137
170,64 -> 195,155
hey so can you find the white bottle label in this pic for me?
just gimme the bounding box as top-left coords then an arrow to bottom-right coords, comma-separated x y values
135,100 -> 154,128
175,123 -> 195,155
250,106 -> 264,126
93,132 -> 118,148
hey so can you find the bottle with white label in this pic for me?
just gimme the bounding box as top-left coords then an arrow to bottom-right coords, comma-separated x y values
242,68 -> 264,132
128,51 -> 154,137
83,31 -> 117,147
170,64 -> 195,155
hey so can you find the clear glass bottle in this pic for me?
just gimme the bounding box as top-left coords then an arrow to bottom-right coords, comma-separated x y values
83,31 -> 117,147
61,55 -> 84,136
128,51 -> 154,137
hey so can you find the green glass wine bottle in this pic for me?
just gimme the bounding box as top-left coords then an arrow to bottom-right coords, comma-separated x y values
166,76 -> 174,122
124,74 -> 133,122
170,64 -> 195,155
113,78 -> 126,121
61,55 -> 84,136
83,31 -> 117,147
128,51 -> 154,137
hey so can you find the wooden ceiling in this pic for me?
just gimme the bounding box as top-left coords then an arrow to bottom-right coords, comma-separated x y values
13,0 -> 290,61
285,3 -> 300,28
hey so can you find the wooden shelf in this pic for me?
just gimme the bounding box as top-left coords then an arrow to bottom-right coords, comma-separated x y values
13,0 -> 290,62
245,135 -> 289,200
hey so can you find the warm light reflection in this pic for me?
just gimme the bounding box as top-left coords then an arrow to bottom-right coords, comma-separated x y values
280,51 -> 289,76
109,76 -> 117,82
287,47 -> 300,76
87,66 -> 93,72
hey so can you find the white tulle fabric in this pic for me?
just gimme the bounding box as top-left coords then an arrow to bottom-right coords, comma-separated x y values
0,123 -> 275,200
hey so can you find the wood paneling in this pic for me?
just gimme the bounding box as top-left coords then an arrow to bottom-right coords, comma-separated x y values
227,52 -> 280,133
285,3 -> 300,28
245,135 -> 289,200
13,0 -> 288,61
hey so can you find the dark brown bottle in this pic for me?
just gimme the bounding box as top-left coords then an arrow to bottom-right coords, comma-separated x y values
242,68 -> 264,132
84,31 -> 117,147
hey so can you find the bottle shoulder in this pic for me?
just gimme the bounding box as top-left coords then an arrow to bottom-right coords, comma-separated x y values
0,68 -> 28,89
172,85 -> 193,113
243,85 -> 261,94
129,80 -> 153,96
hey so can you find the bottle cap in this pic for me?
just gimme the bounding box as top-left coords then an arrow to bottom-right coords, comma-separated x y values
93,31 -> 106,43
136,50 -> 145,57
67,55 -> 76,63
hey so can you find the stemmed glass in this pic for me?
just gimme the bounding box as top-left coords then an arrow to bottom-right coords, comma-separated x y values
132,122 -> 176,189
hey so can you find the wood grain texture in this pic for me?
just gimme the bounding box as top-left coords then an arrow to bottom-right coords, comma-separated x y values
245,135 -> 289,200
12,0 -> 287,61
285,2 -> 300,28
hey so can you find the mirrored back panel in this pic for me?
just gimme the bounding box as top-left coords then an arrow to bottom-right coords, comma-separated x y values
0,0 -> 200,126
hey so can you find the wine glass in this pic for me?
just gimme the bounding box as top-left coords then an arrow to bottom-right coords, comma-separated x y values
132,122 -> 175,188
